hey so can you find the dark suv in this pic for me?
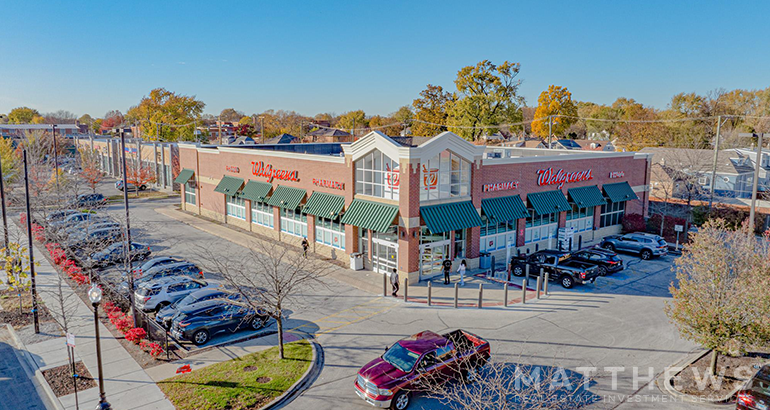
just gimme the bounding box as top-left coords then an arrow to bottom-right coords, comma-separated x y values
170,299 -> 269,345
509,250 -> 600,289
570,248 -> 624,276
71,193 -> 107,209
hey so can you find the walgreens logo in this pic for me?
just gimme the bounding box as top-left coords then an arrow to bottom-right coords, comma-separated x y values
536,167 -> 593,188
251,161 -> 299,182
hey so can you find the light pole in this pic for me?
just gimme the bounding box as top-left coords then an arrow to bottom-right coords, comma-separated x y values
23,149 -> 40,334
52,124 -> 60,190
88,285 -> 111,410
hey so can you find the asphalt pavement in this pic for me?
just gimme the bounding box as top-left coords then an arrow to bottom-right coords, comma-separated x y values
89,188 -> 703,410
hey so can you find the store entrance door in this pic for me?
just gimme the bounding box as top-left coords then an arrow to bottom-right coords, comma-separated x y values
372,238 -> 398,275
419,240 -> 450,280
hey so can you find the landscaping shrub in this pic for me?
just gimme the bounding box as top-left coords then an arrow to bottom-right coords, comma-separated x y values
621,213 -> 646,233
125,327 -> 147,344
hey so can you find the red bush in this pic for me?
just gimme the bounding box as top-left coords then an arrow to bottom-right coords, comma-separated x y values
621,214 -> 646,233
125,328 -> 147,344
20,213 -> 27,226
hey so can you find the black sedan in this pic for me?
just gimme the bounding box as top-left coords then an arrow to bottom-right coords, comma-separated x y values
84,241 -> 152,269
70,193 -> 107,209
155,288 -> 241,329
170,299 -> 269,345
737,365 -> 769,410
570,248 -> 624,276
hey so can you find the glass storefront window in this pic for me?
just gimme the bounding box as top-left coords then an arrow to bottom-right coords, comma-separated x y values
354,149 -> 400,200
281,208 -> 307,238
316,217 -> 345,250
524,209 -> 557,244
252,201 -> 274,228
226,195 -> 246,220
480,215 -> 516,252
600,201 -> 626,227
420,150 -> 471,201
184,182 -> 196,205
566,203 -> 594,233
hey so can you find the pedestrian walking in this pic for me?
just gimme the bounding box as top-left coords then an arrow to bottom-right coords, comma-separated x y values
390,268 -> 399,297
301,238 -> 309,258
458,260 -> 467,286
442,258 -> 452,285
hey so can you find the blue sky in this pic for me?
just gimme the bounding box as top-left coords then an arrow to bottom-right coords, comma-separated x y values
1,0 -> 769,118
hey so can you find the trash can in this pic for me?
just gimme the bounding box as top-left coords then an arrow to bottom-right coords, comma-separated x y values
350,253 -> 363,271
479,252 -> 491,270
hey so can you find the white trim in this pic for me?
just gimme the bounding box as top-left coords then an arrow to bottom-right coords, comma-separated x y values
482,150 -> 638,166
343,131 -> 403,163
408,131 -> 486,163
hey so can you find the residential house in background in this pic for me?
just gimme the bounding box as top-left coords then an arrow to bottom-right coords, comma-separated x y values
306,128 -> 352,143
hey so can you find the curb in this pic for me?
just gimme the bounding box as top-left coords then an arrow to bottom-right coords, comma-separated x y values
5,324 -> 65,410
259,338 -> 324,410
658,349 -> 740,406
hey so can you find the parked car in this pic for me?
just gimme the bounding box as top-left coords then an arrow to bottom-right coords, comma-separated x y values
600,232 -> 668,260
170,299 -> 269,345
736,365 -> 770,410
569,249 -> 624,276
83,241 -> 151,269
118,262 -> 204,295
115,180 -> 147,192
70,193 -> 107,209
355,330 -> 490,410
64,227 -> 123,253
45,209 -> 80,223
49,212 -> 109,231
155,287 -> 242,329
135,276 -> 217,312
508,250 -> 600,288
132,256 -> 183,278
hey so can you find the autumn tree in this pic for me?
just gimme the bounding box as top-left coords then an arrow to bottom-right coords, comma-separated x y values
78,147 -> 104,193
8,107 -> 41,124
125,161 -> 156,197
532,85 -> 578,140
412,84 -> 454,137
0,137 -> 19,186
337,110 -> 367,136
101,110 -> 124,130
219,108 -> 244,122
43,110 -> 77,124
447,60 -> 524,141
665,220 -> 770,376
126,88 -> 205,141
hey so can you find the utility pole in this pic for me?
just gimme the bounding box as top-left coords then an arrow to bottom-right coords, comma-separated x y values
352,118 -> 356,140
156,122 -> 160,141
261,116 -> 265,144
0,153 -> 8,256
119,131 -> 138,327
23,150 -> 39,334
548,116 -> 553,148
749,133 -> 764,233
708,116 -> 724,209
52,124 -> 59,190
218,117 -> 222,145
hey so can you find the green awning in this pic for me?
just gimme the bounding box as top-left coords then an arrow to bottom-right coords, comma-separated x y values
567,186 -> 606,208
481,195 -> 528,222
527,190 -> 571,215
603,182 -> 638,203
238,181 -> 272,202
340,199 -> 399,232
421,201 -> 483,234
303,192 -> 345,218
266,186 -> 306,210
173,168 -> 194,185
214,175 -> 244,195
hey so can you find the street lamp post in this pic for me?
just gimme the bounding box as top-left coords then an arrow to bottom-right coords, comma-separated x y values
88,285 -> 111,410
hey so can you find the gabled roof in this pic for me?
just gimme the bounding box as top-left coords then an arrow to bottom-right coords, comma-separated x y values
552,139 -> 583,149
264,133 -> 299,144
307,128 -> 351,138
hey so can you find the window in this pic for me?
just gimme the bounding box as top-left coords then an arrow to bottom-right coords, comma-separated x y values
355,149 -> 400,200
226,195 -> 246,220
479,215 -> 516,252
565,203 -> 594,233
315,217 -> 345,250
420,150 -> 471,201
251,201 -> 274,228
524,210 -> 557,244
184,182 -> 196,205
600,201 -> 626,227
281,208 -> 307,238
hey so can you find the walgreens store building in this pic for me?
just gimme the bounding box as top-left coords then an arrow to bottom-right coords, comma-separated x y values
176,131 -> 651,283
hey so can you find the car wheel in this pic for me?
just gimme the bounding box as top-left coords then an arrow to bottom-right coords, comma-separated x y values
512,265 -> 524,277
640,250 -> 652,260
140,185 -> 147,191
597,266 -> 608,276
155,302 -> 169,313
251,316 -> 268,330
603,243 -> 615,252
560,275 -> 574,289
192,329 -> 209,345
462,365 -> 479,384
391,391 -> 410,410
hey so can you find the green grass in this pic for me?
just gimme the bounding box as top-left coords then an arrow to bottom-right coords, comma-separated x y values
158,340 -> 312,410
105,190 -> 175,201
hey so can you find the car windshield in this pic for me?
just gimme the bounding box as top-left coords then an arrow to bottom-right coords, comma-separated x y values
175,293 -> 198,308
382,343 -> 420,373
657,239 -> 667,246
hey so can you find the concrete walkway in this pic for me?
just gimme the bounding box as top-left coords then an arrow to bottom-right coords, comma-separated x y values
11,223 -> 174,410
156,206 -> 556,308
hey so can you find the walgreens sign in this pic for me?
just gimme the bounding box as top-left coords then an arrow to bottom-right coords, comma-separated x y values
251,161 -> 299,182
536,167 -> 593,188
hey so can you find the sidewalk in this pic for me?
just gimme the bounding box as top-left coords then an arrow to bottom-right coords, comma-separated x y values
10,222 -> 174,410
156,206 -> 550,308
